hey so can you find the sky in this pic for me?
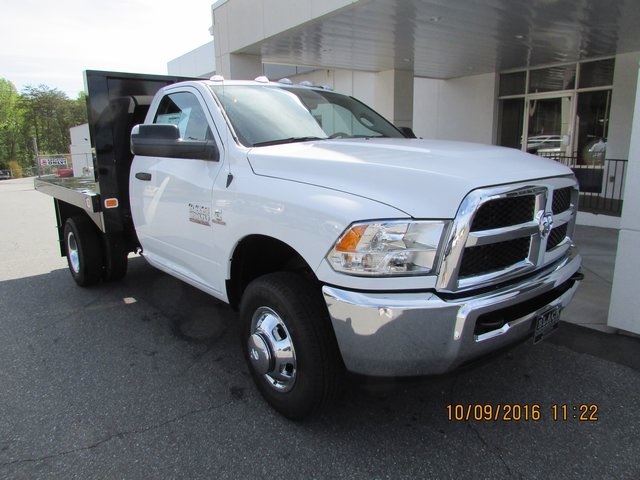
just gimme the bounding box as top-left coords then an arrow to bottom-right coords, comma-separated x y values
1,0 -> 214,98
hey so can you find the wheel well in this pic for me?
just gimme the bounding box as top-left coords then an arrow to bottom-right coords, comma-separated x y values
227,235 -> 316,310
54,199 -> 138,258
54,200 -> 94,257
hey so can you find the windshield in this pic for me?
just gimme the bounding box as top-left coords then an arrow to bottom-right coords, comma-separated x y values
209,84 -> 404,147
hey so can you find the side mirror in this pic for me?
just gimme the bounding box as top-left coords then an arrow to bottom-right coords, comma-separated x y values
398,126 -> 417,139
131,124 -> 219,161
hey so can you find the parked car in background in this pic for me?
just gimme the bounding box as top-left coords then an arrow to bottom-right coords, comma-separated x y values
526,135 -> 562,154
56,168 -> 74,178
583,137 -> 607,165
0,170 -> 12,180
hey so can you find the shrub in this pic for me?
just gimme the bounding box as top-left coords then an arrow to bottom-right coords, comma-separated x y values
8,160 -> 22,178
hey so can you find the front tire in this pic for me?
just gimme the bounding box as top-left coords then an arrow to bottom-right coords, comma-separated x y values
240,272 -> 343,420
63,216 -> 103,287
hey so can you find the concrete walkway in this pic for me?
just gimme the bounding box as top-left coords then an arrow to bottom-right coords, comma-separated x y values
562,224 -> 620,333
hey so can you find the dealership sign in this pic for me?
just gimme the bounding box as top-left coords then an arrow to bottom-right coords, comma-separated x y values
40,157 -> 68,166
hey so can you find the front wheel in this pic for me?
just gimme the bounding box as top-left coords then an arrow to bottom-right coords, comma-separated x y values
240,272 -> 343,420
63,216 -> 103,287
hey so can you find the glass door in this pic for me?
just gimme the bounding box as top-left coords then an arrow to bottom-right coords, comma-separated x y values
525,94 -> 574,158
575,90 -> 610,165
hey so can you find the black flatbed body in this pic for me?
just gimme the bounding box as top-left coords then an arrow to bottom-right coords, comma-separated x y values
35,70 -> 194,239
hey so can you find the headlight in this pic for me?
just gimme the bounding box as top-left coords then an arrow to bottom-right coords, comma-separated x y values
327,220 -> 448,276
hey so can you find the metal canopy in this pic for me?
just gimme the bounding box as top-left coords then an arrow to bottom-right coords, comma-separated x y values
242,0 -> 640,78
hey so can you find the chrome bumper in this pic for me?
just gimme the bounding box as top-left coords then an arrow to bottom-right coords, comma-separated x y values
322,248 -> 582,376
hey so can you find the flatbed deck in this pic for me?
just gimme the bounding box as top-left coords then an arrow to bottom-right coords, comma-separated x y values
34,175 -> 101,212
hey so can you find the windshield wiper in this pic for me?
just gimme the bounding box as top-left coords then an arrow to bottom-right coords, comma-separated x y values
252,136 -> 326,147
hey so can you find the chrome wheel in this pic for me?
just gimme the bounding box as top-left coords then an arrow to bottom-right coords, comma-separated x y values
67,231 -> 80,273
248,306 -> 297,392
240,272 -> 343,419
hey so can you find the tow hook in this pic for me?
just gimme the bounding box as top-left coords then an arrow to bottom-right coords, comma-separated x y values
570,271 -> 585,282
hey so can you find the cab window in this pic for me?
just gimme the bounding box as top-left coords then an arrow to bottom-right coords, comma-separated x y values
154,92 -> 213,141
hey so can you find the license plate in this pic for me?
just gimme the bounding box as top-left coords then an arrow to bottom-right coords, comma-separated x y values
533,306 -> 561,344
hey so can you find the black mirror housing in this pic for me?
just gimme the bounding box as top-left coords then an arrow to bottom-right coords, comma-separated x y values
398,126 -> 417,139
131,124 -> 219,161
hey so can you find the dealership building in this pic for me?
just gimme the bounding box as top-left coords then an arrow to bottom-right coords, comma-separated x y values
168,0 -> 640,335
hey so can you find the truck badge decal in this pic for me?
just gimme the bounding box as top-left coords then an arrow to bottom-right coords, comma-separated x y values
213,209 -> 226,226
539,212 -> 553,238
188,203 -> 211,226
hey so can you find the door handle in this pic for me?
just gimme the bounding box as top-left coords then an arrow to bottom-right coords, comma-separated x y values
135,172 -> 152,181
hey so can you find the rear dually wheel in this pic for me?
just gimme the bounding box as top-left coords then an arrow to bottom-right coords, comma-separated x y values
63,216 -> 103,287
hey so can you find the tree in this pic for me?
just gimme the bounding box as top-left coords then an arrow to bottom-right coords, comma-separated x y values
69,92 -> 88,126
0,79 -> 21,169
0,80 -> 89,175
19,85 -> 76,157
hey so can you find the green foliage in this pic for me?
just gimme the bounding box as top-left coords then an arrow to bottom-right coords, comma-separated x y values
0,79 -> 88,171
0,79 -> 21,170
8,160 -> 22,178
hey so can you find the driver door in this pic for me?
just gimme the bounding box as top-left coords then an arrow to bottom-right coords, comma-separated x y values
130,88 -> 225,293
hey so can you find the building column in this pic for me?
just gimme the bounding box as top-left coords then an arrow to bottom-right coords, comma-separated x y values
216,53 -> 263,80
374,70 -> 414,128
608,60 -> 640,335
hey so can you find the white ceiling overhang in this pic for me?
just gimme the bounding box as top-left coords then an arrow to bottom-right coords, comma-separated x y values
235,0 -> 640,78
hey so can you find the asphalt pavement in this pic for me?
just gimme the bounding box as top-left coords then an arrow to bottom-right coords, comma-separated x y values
1,177 -> 638,479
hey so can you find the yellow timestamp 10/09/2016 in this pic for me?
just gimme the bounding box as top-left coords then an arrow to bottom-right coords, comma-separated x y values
445,403 -> 599,422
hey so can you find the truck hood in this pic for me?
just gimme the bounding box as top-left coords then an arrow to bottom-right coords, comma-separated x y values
246,138 -> 573,218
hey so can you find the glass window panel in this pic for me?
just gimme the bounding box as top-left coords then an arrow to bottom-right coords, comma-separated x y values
576,90 -> 611,165
529,65 -> 576,93
497,99 -> 525,149
499,71 -> 526,96
154,92 -> 213,141
579,59 -> 615,88
526,97 -> 571,156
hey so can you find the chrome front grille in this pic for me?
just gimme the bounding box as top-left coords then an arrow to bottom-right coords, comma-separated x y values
459,237 -> 531,278
546,223 -> 568,251
470,195 -> 535,231
552,187 -> 572,214
437,177 -> 579,293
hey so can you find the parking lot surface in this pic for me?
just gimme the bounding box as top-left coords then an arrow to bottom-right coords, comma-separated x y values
1,177 -> 639,479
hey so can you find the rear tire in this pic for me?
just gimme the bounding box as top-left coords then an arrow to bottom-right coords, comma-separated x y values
63,216 -> 103,287
240,272 -> 344,420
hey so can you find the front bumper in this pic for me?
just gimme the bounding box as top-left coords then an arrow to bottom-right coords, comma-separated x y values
322,247 -> 582,376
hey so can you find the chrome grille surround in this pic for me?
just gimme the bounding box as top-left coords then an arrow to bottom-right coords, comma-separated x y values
437,176 -> 579,293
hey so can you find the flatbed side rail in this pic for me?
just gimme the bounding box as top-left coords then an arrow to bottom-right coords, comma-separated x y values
34,176 -> 105,232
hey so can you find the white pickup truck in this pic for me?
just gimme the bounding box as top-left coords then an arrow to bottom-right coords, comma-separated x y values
36,71 -> 583,419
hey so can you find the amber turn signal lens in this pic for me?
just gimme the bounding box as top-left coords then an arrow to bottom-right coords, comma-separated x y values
335,225 -> 367,252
